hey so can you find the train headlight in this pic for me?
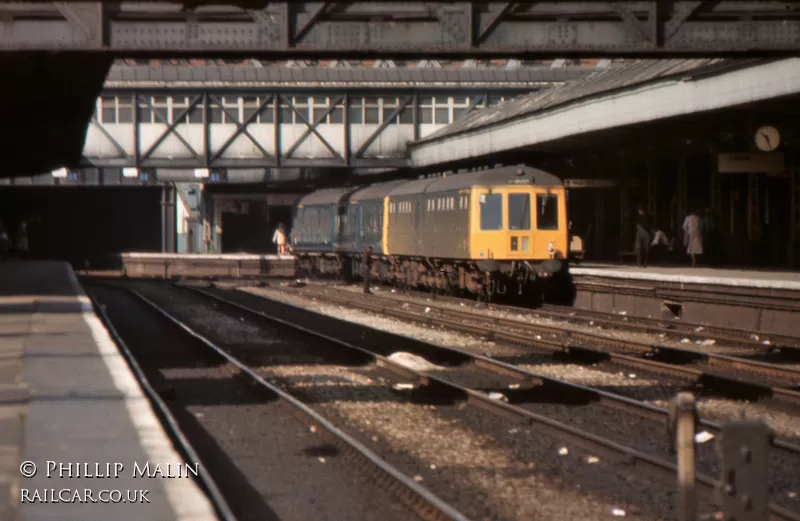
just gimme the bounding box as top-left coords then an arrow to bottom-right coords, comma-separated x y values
547,242 -> 555,258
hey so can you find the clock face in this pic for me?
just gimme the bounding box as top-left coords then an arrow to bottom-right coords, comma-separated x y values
755,126 -> 780,152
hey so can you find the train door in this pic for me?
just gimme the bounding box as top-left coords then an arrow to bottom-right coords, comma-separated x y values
414,197 -> 424,255
506,189 -> 532,259
469,188 -> 505,260
532,189 -> 568,260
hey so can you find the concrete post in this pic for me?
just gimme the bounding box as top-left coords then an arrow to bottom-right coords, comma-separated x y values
669,392 -> 697,521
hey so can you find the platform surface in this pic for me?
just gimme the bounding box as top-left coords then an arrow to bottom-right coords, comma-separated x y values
0,261 -> 218,521
570,263 -> 800,290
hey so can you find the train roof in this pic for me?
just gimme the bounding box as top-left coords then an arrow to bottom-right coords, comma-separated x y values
297,186 -> 358,206
349,180 -> 408,202
385,177 -> 439,198
388,165 -> 562,198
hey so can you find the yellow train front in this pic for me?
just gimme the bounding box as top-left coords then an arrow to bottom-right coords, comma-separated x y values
291,164 -> 569,301
383,165 -> 568,300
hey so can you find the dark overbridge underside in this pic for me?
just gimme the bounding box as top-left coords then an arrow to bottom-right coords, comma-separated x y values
0,54 -> 111,178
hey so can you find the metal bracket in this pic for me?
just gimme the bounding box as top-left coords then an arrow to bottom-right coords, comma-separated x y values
664,1 -> 705,45
610,2 -> 655,47
474,2 -> 518,46
716,420 -> 771,521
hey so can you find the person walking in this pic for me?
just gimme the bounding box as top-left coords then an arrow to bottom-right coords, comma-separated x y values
362,246 -> 374,295
682,210 -> 704,266
634,206 -> 651,268
272,223 -> 287,255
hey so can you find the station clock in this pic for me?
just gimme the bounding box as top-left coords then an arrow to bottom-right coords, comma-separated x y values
754,125 -> 780,152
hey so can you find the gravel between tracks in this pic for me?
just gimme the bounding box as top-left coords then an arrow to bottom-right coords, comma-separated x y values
252,283 -> 800,439
324,283 -> 781,357
230,282 -> 800,511
89,284 -> 414,521
142,281 -> 703,520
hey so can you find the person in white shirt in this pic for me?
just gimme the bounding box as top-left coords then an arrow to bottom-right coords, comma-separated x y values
272,223 -> 287,255
682,210 -> 704,266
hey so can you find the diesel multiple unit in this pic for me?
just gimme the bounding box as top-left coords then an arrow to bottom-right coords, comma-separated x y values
291,165 -> 568,298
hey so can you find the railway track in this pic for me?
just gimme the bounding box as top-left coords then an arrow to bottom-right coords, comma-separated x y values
177,280 -> 800,520
387,284 -> 800,352
286,284 -> 800,407
87,282 -> 469,521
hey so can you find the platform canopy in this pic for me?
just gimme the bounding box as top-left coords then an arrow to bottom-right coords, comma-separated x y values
409,58 -> 800,168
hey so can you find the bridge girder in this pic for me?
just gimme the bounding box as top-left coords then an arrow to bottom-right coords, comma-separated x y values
2,1 -> 800,57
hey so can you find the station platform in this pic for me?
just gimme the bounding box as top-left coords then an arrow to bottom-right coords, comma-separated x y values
120,252 -> 296,279
567,263 -> 800,337
0,261 -> 218,521
570,263 -> 800,291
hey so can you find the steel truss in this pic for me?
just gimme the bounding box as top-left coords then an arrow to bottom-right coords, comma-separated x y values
82,89 -> 506,170
2,2 -> 799,56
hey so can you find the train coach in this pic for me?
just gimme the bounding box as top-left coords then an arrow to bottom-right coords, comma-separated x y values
291,165 -> 569,300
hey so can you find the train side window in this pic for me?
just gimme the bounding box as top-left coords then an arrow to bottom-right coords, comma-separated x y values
508,193 -> 531,230
536,194 -> 559,230
480,193 -> 503,231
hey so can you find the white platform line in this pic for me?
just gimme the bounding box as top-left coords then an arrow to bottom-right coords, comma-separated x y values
65,263 -> 219,521
569,267 -> 800,291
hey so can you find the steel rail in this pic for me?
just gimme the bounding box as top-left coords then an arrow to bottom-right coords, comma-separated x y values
182,283 -> 800,521
303,288 -> 800,405
537,304 -> 800,350
399,285 -> 800,351
126,288 -> 472,521
252,284 -> 800,455
86,289 -> 239,521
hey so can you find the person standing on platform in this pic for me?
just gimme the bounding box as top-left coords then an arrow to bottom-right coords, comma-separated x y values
683,210 -> 704,266
634,206 -> 651,268
362,246 -> 374,295
272,223 -> 287,255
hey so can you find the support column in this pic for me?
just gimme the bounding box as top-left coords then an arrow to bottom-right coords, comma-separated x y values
213,196 -> 223,253
619,184 -> 630,249
594,191 -> 605,259
790,150 -> 799,268
647,160 -> 658,223
161,183 -> 176,253
677,156 -> 688,223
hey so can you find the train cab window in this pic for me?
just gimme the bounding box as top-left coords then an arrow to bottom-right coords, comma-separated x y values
508,193 -> 531,230
480,193 -> 503,231
536,194 -> 559,230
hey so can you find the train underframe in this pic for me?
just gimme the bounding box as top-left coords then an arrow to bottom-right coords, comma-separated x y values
294,252 -> 567,305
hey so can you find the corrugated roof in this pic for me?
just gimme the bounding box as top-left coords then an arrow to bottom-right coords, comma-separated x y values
411,59 -> 767,145
104,64 -> 593,88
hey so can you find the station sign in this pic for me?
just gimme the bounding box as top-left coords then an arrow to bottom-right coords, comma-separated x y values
718,152 -> 784,174
193,168 -> 210,178
122,168 -> 139,178
51,168 -> 68,178
564,179 -> 618,188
